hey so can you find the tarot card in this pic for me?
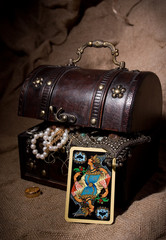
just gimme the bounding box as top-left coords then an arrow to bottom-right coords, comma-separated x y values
65,147 -> 116,224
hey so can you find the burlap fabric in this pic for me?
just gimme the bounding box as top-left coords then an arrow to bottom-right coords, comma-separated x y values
0,0 -> 166,239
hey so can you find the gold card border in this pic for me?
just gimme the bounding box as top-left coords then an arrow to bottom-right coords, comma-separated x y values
65,146 -> 116,224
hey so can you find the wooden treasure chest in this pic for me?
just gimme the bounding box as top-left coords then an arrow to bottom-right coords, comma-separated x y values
18,40 -> 162,207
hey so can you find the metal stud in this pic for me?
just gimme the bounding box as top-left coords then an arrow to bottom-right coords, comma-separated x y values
41,170 -> 46,176
49,106 -> 53,113
40,110 -> 45,117
47,81 -> 52,86
62,115 -> 68,121
91,118 -> 96,125
29,162 -> 34,169
99,84 -> 104,90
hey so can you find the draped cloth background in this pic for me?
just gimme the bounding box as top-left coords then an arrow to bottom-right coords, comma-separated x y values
0,0 -> 166,239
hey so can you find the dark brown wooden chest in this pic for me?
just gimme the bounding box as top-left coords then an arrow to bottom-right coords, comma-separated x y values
18,40 -> 162,206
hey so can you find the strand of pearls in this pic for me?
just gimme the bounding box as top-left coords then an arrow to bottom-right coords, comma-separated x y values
30,126 -> 69,160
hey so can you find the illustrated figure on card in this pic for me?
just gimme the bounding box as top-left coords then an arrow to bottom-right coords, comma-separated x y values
71,154 -> 111,217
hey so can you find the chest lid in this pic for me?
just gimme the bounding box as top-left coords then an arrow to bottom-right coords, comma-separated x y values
18,40 -> 162,133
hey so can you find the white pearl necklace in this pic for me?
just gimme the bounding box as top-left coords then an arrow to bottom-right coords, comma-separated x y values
30,126 -> 69,160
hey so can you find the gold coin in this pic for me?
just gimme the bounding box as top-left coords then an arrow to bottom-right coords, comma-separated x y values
25,186 -> 41,198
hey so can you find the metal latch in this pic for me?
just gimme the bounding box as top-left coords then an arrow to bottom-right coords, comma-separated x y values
50,107 -> 77,124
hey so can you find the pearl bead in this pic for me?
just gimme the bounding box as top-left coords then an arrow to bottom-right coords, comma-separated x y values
49,146 -> 54,151
61,139 -> 66,145
40,154 -> 45,160
43,152 -> 48,157
48,136 -> 52,141
45,130 -> 50,135
43,147 -> 47,151
36,154 -> 40,159
51,131 -> 55,136
43,135 -> 48,140
46,128 -> 50,132
43,141 -> 48,146
34,134 -> 38,139
63,133 -> 68,138
39,132 -> 43,137
31,139 -> 36,144
33,149 -> 38,154
52,146 -> 58,151
30,144 -> 36,149
57,143 -> 62,148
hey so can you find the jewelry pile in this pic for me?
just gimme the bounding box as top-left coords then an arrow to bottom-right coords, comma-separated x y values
29,124 -> 150,167
30,126 -> 69,160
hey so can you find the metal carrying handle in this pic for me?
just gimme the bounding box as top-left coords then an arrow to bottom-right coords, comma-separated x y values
68,40 -> 125,69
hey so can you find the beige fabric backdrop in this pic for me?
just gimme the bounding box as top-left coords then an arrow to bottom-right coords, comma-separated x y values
0,0 -> 166,239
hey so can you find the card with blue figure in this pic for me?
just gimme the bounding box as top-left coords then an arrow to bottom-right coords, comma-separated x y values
65,147 -> 116,224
